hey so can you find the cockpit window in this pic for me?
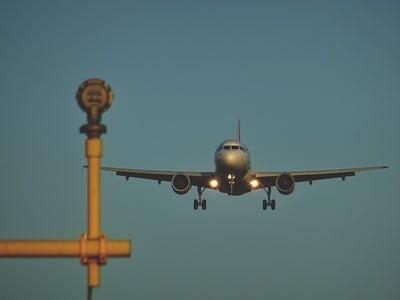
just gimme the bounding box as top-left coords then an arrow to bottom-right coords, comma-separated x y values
232,145 -> 239,150
239,146 -> 245,151
223,145 -> 230,150
217,145 -> 223,151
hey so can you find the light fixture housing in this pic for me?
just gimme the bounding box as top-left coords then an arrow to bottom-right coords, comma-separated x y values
250,179 -> 260,189
209,179 -> 219,189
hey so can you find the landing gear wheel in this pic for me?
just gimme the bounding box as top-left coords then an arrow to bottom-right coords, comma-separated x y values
202,199 -> 207,210
262,199 -> 267,210
271,199 -> 276,210
193,199 -> 199,210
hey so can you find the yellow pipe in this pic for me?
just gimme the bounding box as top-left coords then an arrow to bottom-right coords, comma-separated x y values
0,240 -> 131,258
88,261 -> 100,287
86,137 -> 102,287
0,240 -> 79,257
106,240 -> 132,256
86,138 -> 102,239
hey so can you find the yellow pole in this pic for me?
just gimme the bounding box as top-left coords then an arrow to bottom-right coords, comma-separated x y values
87,138 -> 102,238
0,239 -> 130,258
86,138 -> 102,287
0,240 -> 79,256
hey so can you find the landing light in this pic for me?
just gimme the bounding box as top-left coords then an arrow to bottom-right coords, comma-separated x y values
209,179 -> 219,189
250,179 -> 259,188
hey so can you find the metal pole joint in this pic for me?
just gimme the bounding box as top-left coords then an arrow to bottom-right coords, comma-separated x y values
79,234 -> 109,265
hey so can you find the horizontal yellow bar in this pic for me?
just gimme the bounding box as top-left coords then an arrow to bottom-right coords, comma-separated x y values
0,239 -> 131,258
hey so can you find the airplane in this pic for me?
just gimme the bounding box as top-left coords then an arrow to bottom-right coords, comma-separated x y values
101,121 -> 388,211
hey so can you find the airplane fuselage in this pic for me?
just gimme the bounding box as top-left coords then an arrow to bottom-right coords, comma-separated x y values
214,140 -> 253,195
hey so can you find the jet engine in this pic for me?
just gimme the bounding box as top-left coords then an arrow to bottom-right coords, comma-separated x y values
276,173 -> 295,195
171,174 -> 191,194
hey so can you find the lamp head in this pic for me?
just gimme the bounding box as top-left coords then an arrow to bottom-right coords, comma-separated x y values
76,78 -> 113,114
76,78 -> 113,137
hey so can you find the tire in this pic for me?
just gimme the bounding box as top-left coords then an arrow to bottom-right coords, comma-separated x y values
262,199 -> 267,210
271,199 -> 276,210
193,199 -> 198,210
202,199 -> 207,210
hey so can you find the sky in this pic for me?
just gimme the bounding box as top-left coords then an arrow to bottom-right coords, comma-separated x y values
0,0 -> 399,299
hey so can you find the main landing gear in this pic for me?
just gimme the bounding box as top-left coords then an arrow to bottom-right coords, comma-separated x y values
194,186 -> 207,210
262,186 -> 276,211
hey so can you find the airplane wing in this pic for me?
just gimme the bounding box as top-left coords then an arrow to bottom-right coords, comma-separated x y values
254,166 -> 388,187
101,166 -> 214,187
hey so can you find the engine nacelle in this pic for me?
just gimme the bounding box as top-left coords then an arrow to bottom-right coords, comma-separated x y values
171,173 -> 191,195
276,173 -> 295,195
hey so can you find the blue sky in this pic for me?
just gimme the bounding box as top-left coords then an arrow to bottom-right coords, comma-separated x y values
0,1 -> 399,299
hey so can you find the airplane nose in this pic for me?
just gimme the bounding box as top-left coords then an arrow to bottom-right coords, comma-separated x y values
218,151 -> 247,172
225,153 -> 239,165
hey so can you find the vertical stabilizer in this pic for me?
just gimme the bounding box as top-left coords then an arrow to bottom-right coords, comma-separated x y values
237,119 -> 241,142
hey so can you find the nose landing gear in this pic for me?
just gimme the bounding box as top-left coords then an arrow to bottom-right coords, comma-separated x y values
262,186 -> 276,210
194,186 -> 207,210
227,173 -> 236,195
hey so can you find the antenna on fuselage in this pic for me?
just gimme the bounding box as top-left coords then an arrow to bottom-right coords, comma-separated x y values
237,119 -> 241,142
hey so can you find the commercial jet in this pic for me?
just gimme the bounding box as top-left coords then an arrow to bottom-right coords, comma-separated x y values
101,122 -> 387,211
